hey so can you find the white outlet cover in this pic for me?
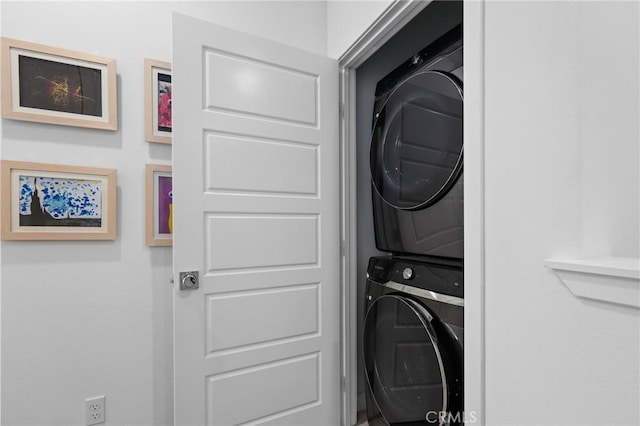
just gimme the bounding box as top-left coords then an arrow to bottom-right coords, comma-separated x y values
85,396 -> 105,426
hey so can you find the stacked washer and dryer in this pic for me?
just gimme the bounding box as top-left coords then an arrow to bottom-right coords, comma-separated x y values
363,24 -> 465,426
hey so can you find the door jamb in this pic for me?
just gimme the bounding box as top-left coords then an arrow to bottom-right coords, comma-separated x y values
338,1 -> 486,425
337,2 -> 432,425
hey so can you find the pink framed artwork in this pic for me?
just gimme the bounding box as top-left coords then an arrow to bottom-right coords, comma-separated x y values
144,58 -> 172,144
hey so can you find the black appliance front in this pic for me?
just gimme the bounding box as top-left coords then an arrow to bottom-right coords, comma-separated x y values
364,256 -> 463,426
371,25 -> 464,259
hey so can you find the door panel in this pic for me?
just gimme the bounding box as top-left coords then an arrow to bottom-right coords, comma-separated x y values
204,133 -> 319,196
204,213 -> 319,272
203,50 -> 318,125
172,13 -> 340,426
205,284 -> 319,353
206,353 -> 320,425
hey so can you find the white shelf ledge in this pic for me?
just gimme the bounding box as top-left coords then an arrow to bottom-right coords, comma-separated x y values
544,257 -> 640,308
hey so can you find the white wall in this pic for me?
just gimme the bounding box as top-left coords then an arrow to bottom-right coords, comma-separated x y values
0,2 -> 326,425
577,2 -> 640,258
326,0 -> 393,59
484,1 -> 639,425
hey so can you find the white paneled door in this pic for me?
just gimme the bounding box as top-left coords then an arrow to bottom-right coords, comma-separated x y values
172,13 -> 340,426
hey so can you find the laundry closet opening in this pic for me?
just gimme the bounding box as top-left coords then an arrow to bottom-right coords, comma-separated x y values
351,0 -> 464,422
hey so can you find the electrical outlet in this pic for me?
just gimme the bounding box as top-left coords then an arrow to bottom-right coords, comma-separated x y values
85,396 -> 105,426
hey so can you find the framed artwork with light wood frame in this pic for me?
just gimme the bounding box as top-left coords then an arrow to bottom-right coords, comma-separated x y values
144,59 -> 172,144
145,164 -> 172,246
0,160 -> 117,240
0,37 -> 118,131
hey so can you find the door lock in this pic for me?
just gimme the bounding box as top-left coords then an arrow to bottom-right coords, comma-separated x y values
179,271 -> 199,290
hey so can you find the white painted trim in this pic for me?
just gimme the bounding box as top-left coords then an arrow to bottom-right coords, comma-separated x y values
545,257 -> 640,280
545,257 -> 640,308
339,0 -> 430,68
339,65 -> 358,426
463,1 -> 486,424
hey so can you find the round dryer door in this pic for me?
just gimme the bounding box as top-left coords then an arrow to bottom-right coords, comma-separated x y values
363,295 -> 462,426
370,71 -> 463,210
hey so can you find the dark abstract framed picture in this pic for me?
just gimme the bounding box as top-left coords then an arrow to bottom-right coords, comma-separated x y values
1,161 -> 117,240
1,37 -> 117,131
145,164 -> 172,246
144,59 -> 172,144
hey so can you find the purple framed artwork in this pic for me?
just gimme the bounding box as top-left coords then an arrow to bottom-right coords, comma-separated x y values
157,175 -> 173,235
145,164 -> 172,246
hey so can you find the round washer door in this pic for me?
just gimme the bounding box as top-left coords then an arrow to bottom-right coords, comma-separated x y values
363,294 -> 461,425
370,71 -> 463,210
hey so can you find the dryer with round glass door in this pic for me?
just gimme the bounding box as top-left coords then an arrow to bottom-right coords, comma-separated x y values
370,24 -> 463,260
364,256 -> 464,426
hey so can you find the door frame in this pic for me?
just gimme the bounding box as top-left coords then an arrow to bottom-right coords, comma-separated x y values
338,1 -> 486,425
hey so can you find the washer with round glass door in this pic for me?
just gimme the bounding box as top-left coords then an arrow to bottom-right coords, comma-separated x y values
364,256 -> 463,426
370,24 -> 463,260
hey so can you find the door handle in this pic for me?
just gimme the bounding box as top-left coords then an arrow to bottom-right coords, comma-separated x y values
179,271 -> 199,290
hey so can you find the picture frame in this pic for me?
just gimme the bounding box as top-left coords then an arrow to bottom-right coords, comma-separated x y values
0,160 -> 117,240
144,58 -> 172,144
145,164 -> 172,246
0,37 -> 118,131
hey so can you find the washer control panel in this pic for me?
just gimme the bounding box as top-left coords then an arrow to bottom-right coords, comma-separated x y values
367,256 -> 464,298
